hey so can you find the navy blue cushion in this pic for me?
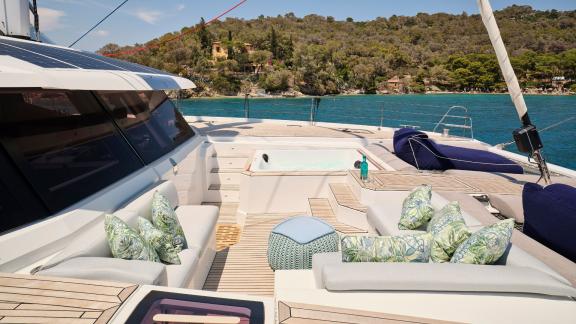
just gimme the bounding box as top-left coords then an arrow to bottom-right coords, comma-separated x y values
523,183 -> 576,262
393,129 -> 450,170
435,144 -> 524,174
392,128 -> 523,174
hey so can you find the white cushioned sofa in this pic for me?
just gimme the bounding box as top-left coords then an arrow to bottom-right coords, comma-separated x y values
36,180 -> 218,289
312,252 -> 576,297
335,189 -> 576,296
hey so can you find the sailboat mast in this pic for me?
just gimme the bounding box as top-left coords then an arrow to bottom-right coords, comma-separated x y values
476,0 -> 551,184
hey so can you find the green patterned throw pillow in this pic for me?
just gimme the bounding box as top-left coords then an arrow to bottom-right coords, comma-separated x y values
427,201 -> 464,232
450,219 -> 514,265
341,233 -> 432,263
138,217 -> 182,265
398,185 -> 434,230
428,202 -> 472,263
151,191 -> 187,249
104,214 -> 159,262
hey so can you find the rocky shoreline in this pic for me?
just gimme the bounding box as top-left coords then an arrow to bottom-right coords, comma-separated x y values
169,88 -> 575,99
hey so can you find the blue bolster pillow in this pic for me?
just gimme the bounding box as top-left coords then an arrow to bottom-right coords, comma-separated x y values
523,183 -> 576,262
435,144 -> 524,174
393,129 -> 450,170
393,128 -> 523,174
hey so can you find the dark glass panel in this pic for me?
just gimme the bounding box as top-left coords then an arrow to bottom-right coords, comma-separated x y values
0,146 -> 50,234
96,91 -> 194,163
0,90 -> 143,212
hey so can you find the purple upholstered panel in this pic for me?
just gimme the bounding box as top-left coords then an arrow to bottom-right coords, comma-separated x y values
523,183 -> 576,262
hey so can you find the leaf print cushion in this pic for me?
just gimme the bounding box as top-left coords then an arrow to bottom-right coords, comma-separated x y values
430,221 -> 471,263
427,201 -> 464,232
398,185 -> 434,230
138,217 -> 182,265
450,219 -> 514,265
341,233 -> 432,263
151,191 -> 187,249
104,214 -> 159,262
428,202 -> 472,263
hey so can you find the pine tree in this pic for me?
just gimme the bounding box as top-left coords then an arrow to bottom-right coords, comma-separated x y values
270,27 -> 278,58
284,35 -> 294,62
197,17 -> 212,55
227,30 -> 235,60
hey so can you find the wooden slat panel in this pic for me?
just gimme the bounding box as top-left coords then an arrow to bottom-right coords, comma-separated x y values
0,273 -> 131,323
350,170 -> 522,196
81,312 -> 102,319
329,183 -> 367,212
0,310 -> 83,318
202,213 -> 299,296
0,273 -> 132,289
0,304 -> 16,310
0,317 -> 95,324
117,285 -> 138,302
0,278 -> 122,297
0,293 -> 117,311
205,207 -> 370,297
203,202 -> 239,224
454,175 -> 523,195
93,306 -> 118,324
16,304 -> 91,312
309,198 -> 366,234
0,286 -> 120,303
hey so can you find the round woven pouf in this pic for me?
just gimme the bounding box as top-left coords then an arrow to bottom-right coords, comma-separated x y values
267,216 -> 339,270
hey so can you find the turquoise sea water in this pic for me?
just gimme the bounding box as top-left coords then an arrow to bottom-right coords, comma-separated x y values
180,94 -> 576,170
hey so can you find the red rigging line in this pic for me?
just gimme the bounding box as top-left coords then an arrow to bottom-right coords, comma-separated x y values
104,0 -> 248,57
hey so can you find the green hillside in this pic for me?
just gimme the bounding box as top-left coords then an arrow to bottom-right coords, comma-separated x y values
99,5 -> 576,96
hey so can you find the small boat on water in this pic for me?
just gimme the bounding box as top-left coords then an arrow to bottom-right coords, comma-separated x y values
0,0 -> 574,323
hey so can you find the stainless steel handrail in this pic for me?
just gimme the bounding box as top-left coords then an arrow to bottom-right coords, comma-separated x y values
433,105 -> 474,139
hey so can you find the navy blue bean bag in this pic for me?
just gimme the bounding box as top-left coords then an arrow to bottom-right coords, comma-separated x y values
523,183 -> 576,262
393,128 -> 523,174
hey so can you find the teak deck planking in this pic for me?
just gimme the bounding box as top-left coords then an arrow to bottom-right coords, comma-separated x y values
204,198 -> 368,297
328,183 -> 368,213
308,198 -> 367,234
351,170 -> 523,195
0,273 -> 136,324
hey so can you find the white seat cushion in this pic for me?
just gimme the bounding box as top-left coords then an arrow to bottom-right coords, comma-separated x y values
176,205 -> 219,250
497,244 -> 569,284
165,248 -> 200,287
40,210 -> 139,270
37,257 -> 167,286
488,194 -> 524,223
321,262 -> 576,297
122,181 -> 179,220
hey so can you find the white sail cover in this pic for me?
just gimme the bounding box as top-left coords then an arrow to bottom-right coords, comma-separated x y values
477,0 -> 528,119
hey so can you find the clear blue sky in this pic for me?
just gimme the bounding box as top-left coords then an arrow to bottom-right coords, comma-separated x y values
39,0 -> 576,51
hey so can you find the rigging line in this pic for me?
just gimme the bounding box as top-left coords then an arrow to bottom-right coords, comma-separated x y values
104,0 -> 248,57
68,0 -> 128,47
68,0 -> 130,48
497,116 -> 576,148
539,116 -> 576,133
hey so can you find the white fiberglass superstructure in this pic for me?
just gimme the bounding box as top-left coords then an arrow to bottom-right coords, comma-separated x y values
0,1 -> 574,323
